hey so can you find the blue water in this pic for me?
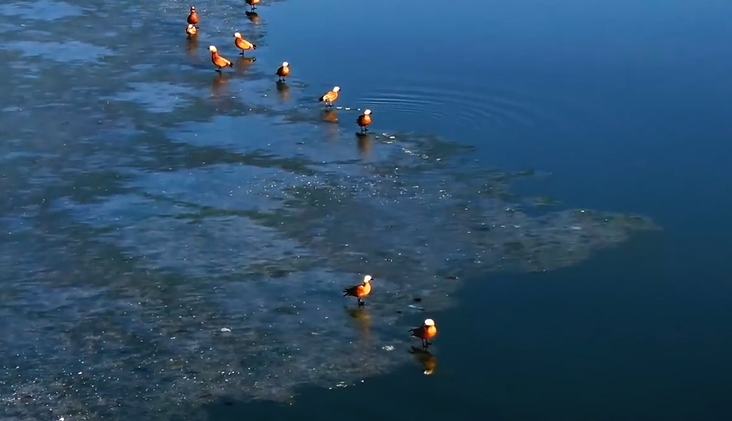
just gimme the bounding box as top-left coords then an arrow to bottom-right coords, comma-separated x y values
1,0 -> 731,420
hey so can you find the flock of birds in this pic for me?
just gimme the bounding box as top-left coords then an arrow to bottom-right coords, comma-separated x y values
185,3 -> 439,371
186,3 -> 373,133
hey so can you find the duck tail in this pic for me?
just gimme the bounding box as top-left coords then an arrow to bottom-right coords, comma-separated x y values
252,44 -> 257,49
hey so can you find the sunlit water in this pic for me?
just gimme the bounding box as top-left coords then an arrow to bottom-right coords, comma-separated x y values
2,0 -> 731,420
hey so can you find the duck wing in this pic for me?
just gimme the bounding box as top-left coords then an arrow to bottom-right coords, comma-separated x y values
343,284 -> 360,297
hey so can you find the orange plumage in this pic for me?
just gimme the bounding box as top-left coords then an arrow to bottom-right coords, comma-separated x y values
187,6 -> 199,25
356,109 -> 372,132
209,46 -> 233,72
343,275 -> 373,306
246,0 -> 261,9
319,86 -> 340,107
409,318 -> 438,348
276,61 -> 290,81
233,32 -> 256,54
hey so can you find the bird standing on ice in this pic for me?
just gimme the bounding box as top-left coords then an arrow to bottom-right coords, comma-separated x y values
209,46 -> 233,72
246,0 -> 261,11
343,275 -> 373,307
187,6 -> 199,26
319,86 -> 340,107
409,318 -> 438,348
233,32 -> 256,54
357,109 -> 372,132
276,61 -> 290,82
186,24 -> 197,38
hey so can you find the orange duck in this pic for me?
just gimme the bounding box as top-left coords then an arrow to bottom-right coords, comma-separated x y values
318,86 -> 340,107
186,24 -> 197,39
343,275 -> 373,306
276,61 -> 290,82
356,109 -> 372,132
209,46 -> 233,72
233,32 -> 256,54
187,6 -> 199,26
246,0 -> 261,10
409,318 -> 438,348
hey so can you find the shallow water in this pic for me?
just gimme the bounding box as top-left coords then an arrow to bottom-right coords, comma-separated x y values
1,0 -> 731,420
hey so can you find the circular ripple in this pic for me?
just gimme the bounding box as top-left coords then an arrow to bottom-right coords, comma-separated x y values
358,76 -> 549,129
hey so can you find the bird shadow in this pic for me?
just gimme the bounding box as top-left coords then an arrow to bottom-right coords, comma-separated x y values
235,56 -> 256,73
246,11 -> 261,25
321,108 -> 338,123
275,80 -> 290,102
211,73 -> 231,97
408,346 -> 437,375
355,132 -> 372,155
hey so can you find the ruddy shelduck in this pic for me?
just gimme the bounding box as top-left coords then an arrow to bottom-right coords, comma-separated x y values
233,32 -> 256,54
343,275 -> 373,307
409,318 -> 438,348
319,86 -> 340,107
246,0 -> 261,10
209,46 -> 233,72
356,109 -> 372,132
276,61 -> 290,82
187,6 -> 199,26
186,24 -> 197,38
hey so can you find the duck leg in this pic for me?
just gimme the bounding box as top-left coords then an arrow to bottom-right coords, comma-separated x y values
357,298 -> 365,307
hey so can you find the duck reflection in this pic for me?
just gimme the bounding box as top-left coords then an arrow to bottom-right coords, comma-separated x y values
345,307 -> 371,339
355,132 -> 372,155
211,73 -> 230,97
185,37 -> 198,59
409,346 -> 437,375
235,56 -> 256,73
246,11 -> 260,25
275,80 -> 290,102
322,109 -> 338,123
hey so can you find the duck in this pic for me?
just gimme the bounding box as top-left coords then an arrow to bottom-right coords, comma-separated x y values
276,61 -> 290,82
246,0 -> 261,10
187,6 -> 199,26
318,86 -> 340,107
343,275 -> 373,307
209,46 -> 233,72
233,32 -> 256,54
409,318 -> 438,348
186,24 -> 197,38
356,109 -> 372,132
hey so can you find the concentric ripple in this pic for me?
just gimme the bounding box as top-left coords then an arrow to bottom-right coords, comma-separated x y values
359,76 -> 547,129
